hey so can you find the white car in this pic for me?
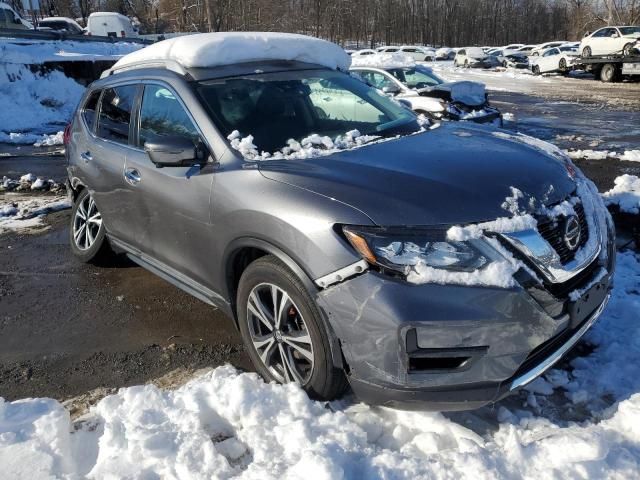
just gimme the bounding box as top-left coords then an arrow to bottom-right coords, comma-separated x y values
580,26 -> 640,57
37,17 -> 84,34
350,59 -> 501,124
435,47 -> 455,60
530,41 -> 567,56
86,12 -> 138,38
530,46 -> 579,74
453,47 -> 497,68
397,45 -> 436,61
352,49 -> 376,56
515,45 -> 538,55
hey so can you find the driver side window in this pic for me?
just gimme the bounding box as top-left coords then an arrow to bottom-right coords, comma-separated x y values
138,85 -> 199,147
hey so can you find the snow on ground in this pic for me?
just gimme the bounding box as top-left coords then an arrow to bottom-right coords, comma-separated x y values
0,63 -> 84,143
603,175 -> 640,214
0,194 -> 70,233
0,249 -> 639,479
564,149 -> 640,162
0,38 -> 143,64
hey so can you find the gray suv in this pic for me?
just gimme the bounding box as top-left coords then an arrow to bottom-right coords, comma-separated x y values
65,55 -> 615,410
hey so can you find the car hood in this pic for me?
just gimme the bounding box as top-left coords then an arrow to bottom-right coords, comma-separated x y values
257,123 -> 576,226
419,81 -> 486,106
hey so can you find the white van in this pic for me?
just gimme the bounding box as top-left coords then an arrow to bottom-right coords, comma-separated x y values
87,12 -> 137,38
0,1 -> 32,29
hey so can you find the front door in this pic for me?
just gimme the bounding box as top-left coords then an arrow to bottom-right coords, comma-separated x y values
121,83 -> 215,288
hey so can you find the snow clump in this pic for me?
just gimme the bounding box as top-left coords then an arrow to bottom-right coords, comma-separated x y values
602,174 -> 640,214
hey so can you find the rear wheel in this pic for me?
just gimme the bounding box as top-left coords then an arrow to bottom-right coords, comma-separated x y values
464,59 -> 469,68
69,188 -> 112,263
532,65 -> 541,75
600,63 -> 618,82
581,46 -> 592,58
623,43 -> 634,57
559,58 -> 567,72
237,255 -> 347,400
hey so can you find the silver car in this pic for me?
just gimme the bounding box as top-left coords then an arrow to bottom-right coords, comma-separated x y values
65,55 -> 615,410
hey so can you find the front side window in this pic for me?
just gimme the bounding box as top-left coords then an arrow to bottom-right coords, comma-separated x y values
97,85 -> 137,145
197,69 -> 417,154
358,71 -> 397,91
388,66 -> 443,88
138,85 -> 199,146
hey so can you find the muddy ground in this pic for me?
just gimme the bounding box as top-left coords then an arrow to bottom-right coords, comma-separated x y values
0,82 -> 638,403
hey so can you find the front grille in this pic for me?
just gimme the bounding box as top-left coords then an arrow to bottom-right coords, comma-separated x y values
536,201 -> 589,264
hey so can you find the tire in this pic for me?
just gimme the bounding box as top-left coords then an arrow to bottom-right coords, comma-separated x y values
582,46 -> 592,58
559,58 -> 567,72
237,255 -> 347,400
502,60 -> 508,68
600,63 -> 617,82
464,59 -> 469,68
69,188 -> 112,263
532,65 -> 540,75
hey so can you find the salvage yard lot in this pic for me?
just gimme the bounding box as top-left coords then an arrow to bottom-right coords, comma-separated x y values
1,48 -> 640,478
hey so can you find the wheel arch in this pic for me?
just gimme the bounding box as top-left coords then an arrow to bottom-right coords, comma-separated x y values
223,237 -> 346,369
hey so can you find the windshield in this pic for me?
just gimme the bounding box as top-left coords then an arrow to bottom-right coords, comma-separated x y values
197,69 -> 419,154
386,66 -> 443,89
619,26 -> 640,35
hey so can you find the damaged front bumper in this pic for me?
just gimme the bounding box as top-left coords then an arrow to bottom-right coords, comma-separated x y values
315,225 -> 615,411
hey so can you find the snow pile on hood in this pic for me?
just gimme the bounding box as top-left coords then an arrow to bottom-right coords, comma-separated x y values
227,116 -> 433,161
0,64 -> 84,141
429,80 -> 486,106
350,52 -> 415,69
1,249 -> 640,479
0,38 -> 143,64
113,32 -> 351,72
602,174 -> 640,214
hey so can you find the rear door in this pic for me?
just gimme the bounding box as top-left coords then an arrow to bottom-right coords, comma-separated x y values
77,84 -> 138,241
122,82 -> 215,287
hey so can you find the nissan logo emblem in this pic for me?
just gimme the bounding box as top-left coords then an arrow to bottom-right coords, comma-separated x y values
564,215 -> 582,251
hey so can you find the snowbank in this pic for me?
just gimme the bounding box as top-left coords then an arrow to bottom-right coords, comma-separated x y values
0,195 -> 70,233
114,32 -> 351,72
1,249 -> 639,479
0,64 -> 84,142
602,175 -> 640,214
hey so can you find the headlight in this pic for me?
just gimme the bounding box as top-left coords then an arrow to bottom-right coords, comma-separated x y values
342,226 -> 489,276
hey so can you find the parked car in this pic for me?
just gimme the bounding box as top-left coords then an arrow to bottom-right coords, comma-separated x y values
66,32 -> 614,411
580,26 -> 640,57
530,45 -> 579,74
350,61 -> 501,124
435,47 -> 455,60
530,41 -> 567,56
515,45 -> 538,55
453,47 -> 499,68
377,46 -> 399,53
488,49 -> 528,69
37,16 -> 84,34
0,1 -> 32,29
398,45 -> 436,61
86,11 -> 138,38
352,49 -> 376,56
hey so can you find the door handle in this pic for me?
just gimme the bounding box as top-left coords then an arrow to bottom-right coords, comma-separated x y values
80,151 -> 93,163
124,168 -> 141,185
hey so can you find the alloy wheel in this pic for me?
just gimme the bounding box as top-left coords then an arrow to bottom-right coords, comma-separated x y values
246,282 -> 314,384
73,194 -> 102,250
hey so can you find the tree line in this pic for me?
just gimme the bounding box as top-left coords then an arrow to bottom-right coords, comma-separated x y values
11,0 -> 640,46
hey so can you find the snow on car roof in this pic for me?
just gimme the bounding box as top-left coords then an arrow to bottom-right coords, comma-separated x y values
350,52 -> 415,69
113,32 -> 351,72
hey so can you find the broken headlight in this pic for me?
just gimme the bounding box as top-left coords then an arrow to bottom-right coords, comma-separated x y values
342,226 -> 489,276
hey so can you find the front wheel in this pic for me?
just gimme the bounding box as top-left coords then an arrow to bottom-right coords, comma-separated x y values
532,65 -> 541,75
622,43 -> 634,57
69,188 -> 111,263
559,58 -> 567,71
237,255 -> 347,400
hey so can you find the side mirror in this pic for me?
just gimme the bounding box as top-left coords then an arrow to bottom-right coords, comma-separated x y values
610,33 -> 619,38
144,136 -> 207,168
382,84 -> 400,95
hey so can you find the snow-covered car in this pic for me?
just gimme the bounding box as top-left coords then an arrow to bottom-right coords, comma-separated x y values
352,49 -> 376,56
66,32 -> 614,411
453,47 -> 499,68
0,1 -> 32,29
398,45 -> 436,61
377,46 -> 400,53
87,12 -> 138,38
529,41 -> 567,56
37,17 -> 84,35
580,26 -> 640,57
530,45 -> 580,74
489,49 -> 529,69
350,54 -> 502,124
435,47 -> 455,60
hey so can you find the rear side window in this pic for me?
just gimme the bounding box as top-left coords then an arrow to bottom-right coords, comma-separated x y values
82,89 -> 101,131
138,85 -> 199,146
97,85 -> 137,145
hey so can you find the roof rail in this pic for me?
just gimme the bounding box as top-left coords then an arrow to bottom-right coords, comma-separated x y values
100,59 -> 189,79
